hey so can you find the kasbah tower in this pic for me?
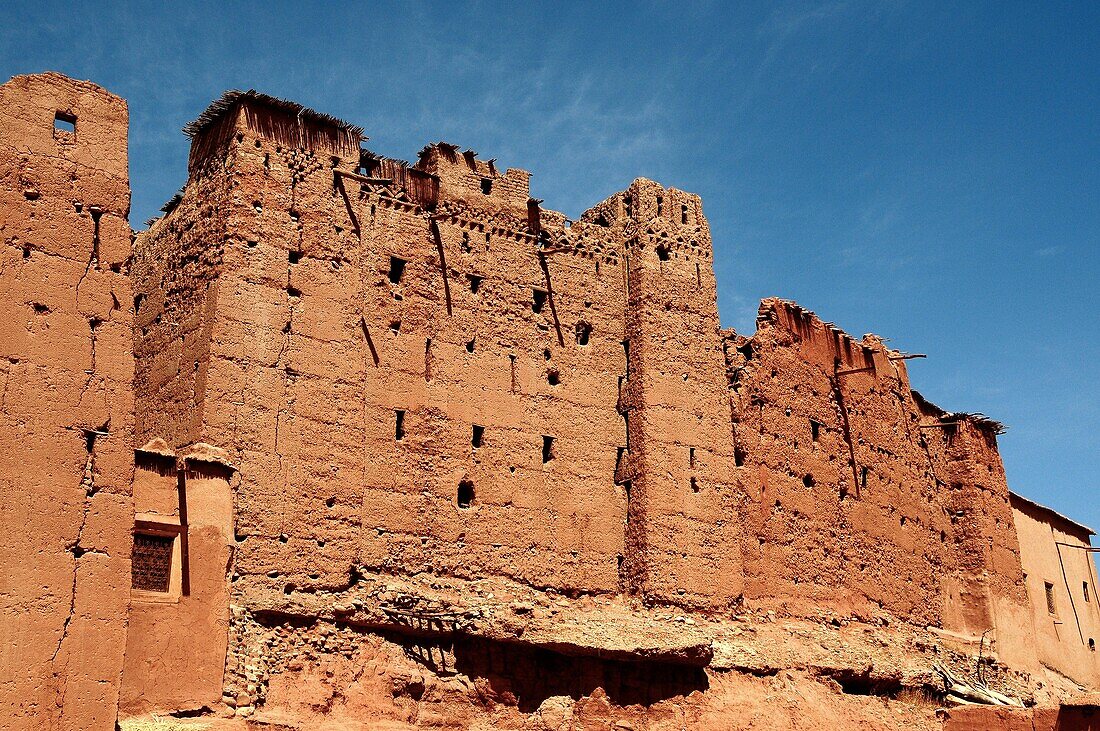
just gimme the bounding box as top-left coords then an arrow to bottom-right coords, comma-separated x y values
1,72 -> 1097,730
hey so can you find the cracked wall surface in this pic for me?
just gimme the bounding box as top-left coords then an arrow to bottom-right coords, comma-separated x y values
0,72 -> 135,731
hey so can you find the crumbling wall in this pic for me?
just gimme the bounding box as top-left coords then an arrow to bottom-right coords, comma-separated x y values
0,72 -> 134,731
726,300 -> 1032,645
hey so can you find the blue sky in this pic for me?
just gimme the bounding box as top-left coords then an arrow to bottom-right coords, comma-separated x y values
3,1 -> 1097,531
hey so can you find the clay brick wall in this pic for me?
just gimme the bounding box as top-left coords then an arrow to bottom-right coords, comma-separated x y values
0,72 -> 134,731
725,299 -> 1032,644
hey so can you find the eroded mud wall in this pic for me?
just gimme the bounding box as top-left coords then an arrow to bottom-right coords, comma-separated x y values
725,300 -> 1033,654
0,72 -> 134,731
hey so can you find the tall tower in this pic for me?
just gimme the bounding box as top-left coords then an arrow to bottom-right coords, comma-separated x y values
608,178 -> 742,608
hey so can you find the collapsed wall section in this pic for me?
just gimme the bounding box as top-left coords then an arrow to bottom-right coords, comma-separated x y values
0,72 -> 135,731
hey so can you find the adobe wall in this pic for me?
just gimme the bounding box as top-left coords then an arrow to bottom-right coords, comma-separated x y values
0,73 -> 135,730
1011,495 -> 1100,687
724,300 -> 1033,655
133,96 -> 741,617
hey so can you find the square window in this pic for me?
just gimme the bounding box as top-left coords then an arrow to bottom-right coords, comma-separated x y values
54,111 -> 76,135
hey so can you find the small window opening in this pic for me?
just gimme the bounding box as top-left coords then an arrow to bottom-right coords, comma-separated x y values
388,256 -> 406,284
576,322 -> 592,346
461,232 -> 471,252
389,320 -> 401,334
472,425 -> 484,449
465,338 -> 475,353
547,369 -> 560,386
131,532 -> 174,593
395,410 -> 405,441
480,178 -> 493,194
457,480 -> 475,509
623,195 -> 633,217
1085,581 -> 1091,603
681,204 -> 689,224
690,477 -> 699,493
532,289 -> 547,313
289,210 -> 300,224
468,274 -> 482,293
656,195 -> 663,216
289,250 -> 302,264
542,435 -> 556,463
1089,638 -> 1095,652
286,285 -> 301,298
802,474 -> 815,488
1045,582 -> 1057,615
656,244 -> 670,262
860,466 -> 869,491
689,447 -> 696,468
810,420 -> 821,442
54,111 -> 76,135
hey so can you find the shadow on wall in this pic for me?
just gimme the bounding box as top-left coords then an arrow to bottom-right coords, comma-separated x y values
390,633 -> 709,712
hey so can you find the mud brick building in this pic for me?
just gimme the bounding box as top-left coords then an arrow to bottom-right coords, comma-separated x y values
1,72 -> 1097,730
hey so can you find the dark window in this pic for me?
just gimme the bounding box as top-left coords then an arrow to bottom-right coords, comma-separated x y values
681,204 -> 689,224
480,178 -> 493,194
575,322 -> 592,346
532,289 -> 547,313
289,250 -> 302,264
468,274 -> 482,293
542,435 -> 556,463
54,111 -> 76,134
1085,581 -> 1091,603
395,410 -> 405,440
689,447 -> 696,468
472,425 -> 484,448
1045,582 -> 1057,615
803,474 -> 815,488
457,480 -> 475,509
810,420 -> 821,442
547,369 -> 560,386
388,256 -> 406,284
466,338 -> 475,353
1090,638 -> 1096,652
656,244 -> 670,261
132,533 -> 174,592
656,195 -> 663,216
